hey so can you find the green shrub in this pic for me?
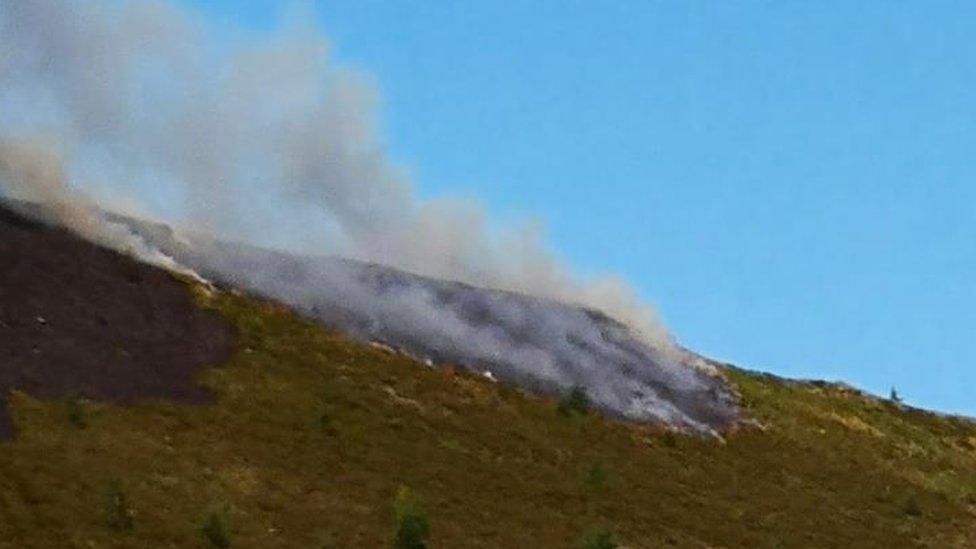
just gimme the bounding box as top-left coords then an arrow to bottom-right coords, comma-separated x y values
105,480 -> 134,531
319,409 -> 333,431
662,430 -> 678,448
558,385 -> 590,417
903,494 -> 922,517
394,486 -> 429,549
202,510 -> 231,548
67,396 -> 86,429
585,462 -> 608,489
319,387 -> 338,434
579,527 -> 618,549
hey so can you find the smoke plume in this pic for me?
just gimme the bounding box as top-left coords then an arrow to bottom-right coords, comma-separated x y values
0,136 -> 206,279
0,1 -> 746,431
0,0 -> 673,349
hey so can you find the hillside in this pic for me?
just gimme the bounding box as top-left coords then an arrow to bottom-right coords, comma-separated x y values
110,210 -> 739,433
0,205 -> 233,439
1,208 -> 976,547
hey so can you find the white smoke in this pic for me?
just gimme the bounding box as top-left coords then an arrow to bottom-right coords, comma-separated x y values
0,0 -> 672,350
0,136 -> 205,280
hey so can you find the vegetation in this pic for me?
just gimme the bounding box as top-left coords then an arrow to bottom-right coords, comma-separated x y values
0,284 -> 973,547
201,508 -> 231,548
585,461 -> 608,489
66,396 -> 86,429
104,480 -> 134,531
904,494 -> 923,517
558,385 -> 591,417
578,527 -> 618,549
393,486 -> 429,549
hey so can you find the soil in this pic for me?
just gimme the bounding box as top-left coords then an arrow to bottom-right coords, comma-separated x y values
0,204 -> 235,439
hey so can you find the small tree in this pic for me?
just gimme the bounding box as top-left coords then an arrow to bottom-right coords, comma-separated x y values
105,480 -> 134,531
662,430 -> 679,448
558,385 -> 591,417
202,510 -> 231,548
394,486 -> 429,549
67,396 -> 86,429
586,462 -> 608,489
579,527 -> 619,549
903,494 -> 922,517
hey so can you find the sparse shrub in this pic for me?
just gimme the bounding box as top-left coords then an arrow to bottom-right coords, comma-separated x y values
319,387 -> 338,434
67,396 -> 86,429
319,409 -> 333,431
586,462 -> 608,489
558,385 -> 590,417
903,494 -> 922,517
202,509 -> 231,548
394,486 -> 429,549
579,527 -> 618,549
662,430 -> 678,448
105,480 -> 134,531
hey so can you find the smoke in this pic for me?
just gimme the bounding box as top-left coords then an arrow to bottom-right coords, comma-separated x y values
105,223 -> 736,431
0,137 -> 206,280
0,0 -> 674,349
0,0 -> 745,430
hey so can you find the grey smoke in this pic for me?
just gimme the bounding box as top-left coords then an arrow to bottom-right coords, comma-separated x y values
0,0 -> 739,430
111,216 -> 738,431
0,0 -> 669,346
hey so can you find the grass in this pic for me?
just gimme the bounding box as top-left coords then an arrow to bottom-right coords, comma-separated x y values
0,284 -> 973,547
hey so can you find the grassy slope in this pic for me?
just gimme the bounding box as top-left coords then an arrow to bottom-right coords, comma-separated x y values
0,285 -> 974,548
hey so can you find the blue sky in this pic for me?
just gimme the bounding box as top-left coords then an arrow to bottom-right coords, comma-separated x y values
181,1 -> 975,416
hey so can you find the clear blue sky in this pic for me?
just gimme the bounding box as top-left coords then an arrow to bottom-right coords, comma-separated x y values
181,1 -> 975,416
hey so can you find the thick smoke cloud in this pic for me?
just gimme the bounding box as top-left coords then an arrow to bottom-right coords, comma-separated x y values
0,1 -> 742,431
0,0 -> 672,349
109,218 -> 738,431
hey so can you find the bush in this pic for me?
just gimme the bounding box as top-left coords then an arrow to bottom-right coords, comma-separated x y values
67,396 -> 86,429
202,510 -> 231,548
903,494 -> 922,517
558,385 -> 591,417
394,486 -> 429,549
319,409 -> 336,433
586,462 -> 608,489
105,480 -> 135,531
662,430 -> 678,448
105,480 -> 134,531
579,527 -> 618,549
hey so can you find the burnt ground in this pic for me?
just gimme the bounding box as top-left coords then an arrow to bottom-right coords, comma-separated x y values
0,204 -> 235,439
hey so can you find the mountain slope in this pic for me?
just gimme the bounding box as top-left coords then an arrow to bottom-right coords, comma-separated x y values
3,287 -> 976,548
111,212 -> 739,433
1,206 -> 975,547
0,206 -> 232,438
